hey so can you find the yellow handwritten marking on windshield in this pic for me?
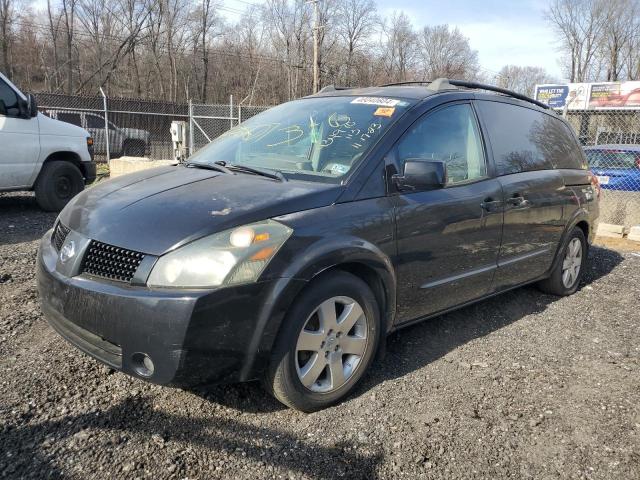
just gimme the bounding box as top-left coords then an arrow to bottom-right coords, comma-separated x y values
266,125 -> 304,147
220,123 -> 280,143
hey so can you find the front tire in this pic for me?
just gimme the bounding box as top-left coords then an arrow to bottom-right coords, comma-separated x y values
34,161 -> 85,212
264,271 -> 380,412
537,227 -> 587,296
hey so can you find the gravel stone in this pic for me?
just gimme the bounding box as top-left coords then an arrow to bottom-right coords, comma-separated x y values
1,191 -> 639,479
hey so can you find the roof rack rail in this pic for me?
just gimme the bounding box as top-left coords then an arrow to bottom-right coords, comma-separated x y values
377,81 -> 431,87
317,85 -> 354,93
377,78 -> 548,110
446,79 -> 548,109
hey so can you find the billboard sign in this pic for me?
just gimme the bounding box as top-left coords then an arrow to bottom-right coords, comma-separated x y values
534,83 -> 589,110
589,81 -> 640,108
535,81 -> 640,110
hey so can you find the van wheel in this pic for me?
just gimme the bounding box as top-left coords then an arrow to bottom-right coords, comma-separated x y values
263,271 -> 380,412
537,227 -> 587,296
34,161 -> 85,212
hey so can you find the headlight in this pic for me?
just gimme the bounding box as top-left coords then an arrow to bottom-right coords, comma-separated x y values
147,220 -> 292,288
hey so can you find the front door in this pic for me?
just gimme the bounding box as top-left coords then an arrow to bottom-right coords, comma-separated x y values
0,77 -> 40,189
392,102 -> 504,323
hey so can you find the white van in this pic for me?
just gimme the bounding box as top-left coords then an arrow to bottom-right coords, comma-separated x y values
0,72 -> 95,211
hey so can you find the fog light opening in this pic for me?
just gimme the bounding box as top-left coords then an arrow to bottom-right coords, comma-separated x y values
132,352 -> 155,377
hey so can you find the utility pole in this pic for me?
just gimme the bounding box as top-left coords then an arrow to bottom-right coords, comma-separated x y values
308,0 -> 321,93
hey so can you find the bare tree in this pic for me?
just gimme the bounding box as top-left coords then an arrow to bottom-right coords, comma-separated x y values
545,0 -> 609,82
417,24 -> 479,80
335,0 -> 376,86
61,0 -> 77,93
193,0 -> 222,102
6,0 -> 566,107
380,11 -> 416,83
0,0 -> 18,78
497,65 -> 554,96
45,0 -> 63,91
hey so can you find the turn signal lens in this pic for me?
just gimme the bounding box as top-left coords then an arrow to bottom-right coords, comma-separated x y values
250,246 -> 276,261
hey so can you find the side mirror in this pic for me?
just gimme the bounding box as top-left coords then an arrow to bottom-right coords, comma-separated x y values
27,93 -> 38,117
392,159 -> 447,192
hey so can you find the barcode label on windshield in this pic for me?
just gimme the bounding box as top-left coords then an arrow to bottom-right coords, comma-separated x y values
351,97 -> 400,107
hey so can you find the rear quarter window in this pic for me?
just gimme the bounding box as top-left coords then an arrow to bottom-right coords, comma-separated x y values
477,100 -> 585,175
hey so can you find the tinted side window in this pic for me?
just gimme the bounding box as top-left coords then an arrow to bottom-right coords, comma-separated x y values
57,112 -> 82,126
0,79 -> 20,117
551,120 -> 587,170
397,103 -> 487,185
477,101 -> 557,175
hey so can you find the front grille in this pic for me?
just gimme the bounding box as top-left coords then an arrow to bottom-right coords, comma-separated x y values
81,240 -> 145,283
52,222 -> 70,251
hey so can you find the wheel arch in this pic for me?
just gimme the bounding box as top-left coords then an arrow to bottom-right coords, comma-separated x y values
549,210 -> 592,275
244,240 -> 397,381
279,237 -> 397,335
37,151 -> 87,185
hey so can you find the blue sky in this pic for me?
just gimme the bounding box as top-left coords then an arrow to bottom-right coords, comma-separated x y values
224,0 -> 564,80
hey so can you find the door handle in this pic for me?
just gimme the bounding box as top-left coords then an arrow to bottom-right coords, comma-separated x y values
480,198 -> 502,211
507,195 -> 529,207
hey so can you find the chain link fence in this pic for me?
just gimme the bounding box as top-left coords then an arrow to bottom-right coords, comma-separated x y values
32,92 -> 640,229
565,110 -> 640,228
189,102 -> 270,154
34,92 -> 271,163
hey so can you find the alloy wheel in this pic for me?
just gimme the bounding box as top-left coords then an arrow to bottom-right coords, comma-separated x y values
562,237 -> 582,288
295,296 -> 368,393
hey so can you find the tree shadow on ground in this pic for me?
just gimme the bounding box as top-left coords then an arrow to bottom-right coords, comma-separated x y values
356,245 -> 624,394
1,395 -> 382,479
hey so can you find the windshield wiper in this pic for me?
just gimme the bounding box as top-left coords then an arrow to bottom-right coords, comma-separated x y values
224,163 -> 286,182
185,162 -> 233,175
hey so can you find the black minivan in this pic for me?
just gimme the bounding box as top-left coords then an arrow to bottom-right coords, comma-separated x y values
37,79 -> 599,411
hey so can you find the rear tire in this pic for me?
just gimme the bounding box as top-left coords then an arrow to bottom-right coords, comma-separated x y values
263,271 -> 380,412
537,227 -> 587,296
34,161 -> 85,212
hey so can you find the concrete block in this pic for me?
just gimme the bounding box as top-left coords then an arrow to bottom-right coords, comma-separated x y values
628,225 -> 640,242
109,157 -> 178,178
597,223 -> 624,238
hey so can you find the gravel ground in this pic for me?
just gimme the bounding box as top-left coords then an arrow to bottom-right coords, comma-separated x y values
1,191 -> 639,480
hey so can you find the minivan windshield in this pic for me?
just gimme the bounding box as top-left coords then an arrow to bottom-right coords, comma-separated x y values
187,96 -> 413,182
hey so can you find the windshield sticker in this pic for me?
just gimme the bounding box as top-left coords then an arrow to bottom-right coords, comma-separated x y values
374,107 -> 395,117
351,96 -> 401,107
330,164 -> 350,175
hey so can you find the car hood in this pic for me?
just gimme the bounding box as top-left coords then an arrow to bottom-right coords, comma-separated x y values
59,165 -> 342,255
38,112 -> 89,138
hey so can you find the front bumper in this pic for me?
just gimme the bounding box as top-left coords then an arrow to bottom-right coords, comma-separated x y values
36,229 -> 305,387
83,161 -> 97,184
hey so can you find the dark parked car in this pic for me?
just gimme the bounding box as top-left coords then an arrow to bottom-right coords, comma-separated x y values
584,144 -> 640,191
37,79 -> 600,411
